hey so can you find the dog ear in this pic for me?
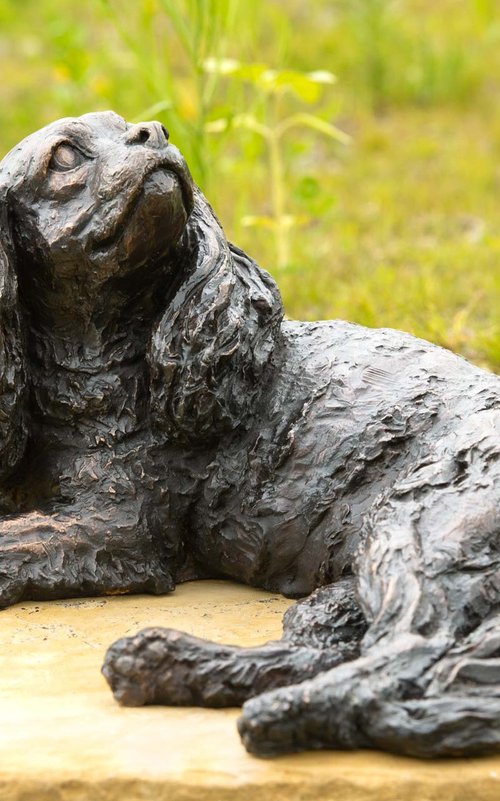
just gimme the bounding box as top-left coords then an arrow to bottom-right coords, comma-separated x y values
0,190 -> 28,479
149,189 -> 283,443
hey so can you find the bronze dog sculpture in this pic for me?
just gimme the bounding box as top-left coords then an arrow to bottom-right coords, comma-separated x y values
0,111 -> 499,758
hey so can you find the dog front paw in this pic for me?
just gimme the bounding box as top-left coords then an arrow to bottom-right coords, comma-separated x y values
0,572 -> 26,609
102,627 -> 210,706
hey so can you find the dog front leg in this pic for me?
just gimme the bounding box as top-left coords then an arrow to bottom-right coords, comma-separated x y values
0,502 -> 174,609
0,232 -> 28,490
102,577 -> 367,707
102,629 -> 349,707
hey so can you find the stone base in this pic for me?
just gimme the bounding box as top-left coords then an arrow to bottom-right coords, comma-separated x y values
0,580 -> 499,801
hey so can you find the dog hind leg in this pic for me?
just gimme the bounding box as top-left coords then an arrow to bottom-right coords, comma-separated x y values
364,611 -> 500,757
238,414 -> 500,756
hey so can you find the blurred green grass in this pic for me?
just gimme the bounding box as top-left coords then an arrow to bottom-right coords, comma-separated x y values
0,0 -> 499,369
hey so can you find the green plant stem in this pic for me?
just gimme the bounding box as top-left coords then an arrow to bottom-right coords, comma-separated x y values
268,129 -> 288,269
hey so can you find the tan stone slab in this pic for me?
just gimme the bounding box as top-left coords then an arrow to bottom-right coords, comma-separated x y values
0,581 -> 499,801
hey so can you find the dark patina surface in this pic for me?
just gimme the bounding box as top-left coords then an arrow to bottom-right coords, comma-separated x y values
0,111 -> 499,758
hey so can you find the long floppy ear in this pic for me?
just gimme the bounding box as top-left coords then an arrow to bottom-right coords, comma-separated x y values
0,188 -> 28,479
149,188 -> 283,443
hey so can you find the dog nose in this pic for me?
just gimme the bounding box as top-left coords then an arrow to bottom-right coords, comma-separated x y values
126,122 -> 169,147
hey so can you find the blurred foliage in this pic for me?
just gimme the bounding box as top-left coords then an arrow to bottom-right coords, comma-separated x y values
0,0 -> 499,369
204,61 -> 349,268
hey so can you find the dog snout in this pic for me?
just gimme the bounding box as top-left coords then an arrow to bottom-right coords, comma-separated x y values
126,121 -> 169,148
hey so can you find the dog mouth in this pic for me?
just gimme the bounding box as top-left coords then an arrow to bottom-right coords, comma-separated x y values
160,151 -> 195,217
91,155 -> 194,254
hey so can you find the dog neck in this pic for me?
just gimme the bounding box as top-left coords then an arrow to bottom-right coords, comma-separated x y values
148,190 -> 285,443
15,251 -> 180,434
18,250 -> 178,370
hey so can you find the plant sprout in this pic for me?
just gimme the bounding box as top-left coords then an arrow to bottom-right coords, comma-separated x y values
205,61 -> 349,269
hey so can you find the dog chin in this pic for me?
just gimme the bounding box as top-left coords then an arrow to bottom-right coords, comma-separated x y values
112,170 -> 190,268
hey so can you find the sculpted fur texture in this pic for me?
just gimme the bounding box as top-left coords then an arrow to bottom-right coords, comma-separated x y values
0,111 -> 499,758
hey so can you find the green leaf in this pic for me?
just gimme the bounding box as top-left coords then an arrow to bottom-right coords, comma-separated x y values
233,63 -> 269,83
241,215 -> 277,229
260,69 -> 322,102
278,113 -> 351,144
306,70 -> 337,85
203,57 -> 241,75
132,99 -> 173,122
232,113 -> 269,137
295,175 -> 321,201
205,117 -> 230,133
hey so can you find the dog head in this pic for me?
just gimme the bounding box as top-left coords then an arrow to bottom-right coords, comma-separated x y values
0,111 -> 283,444
0,110 -> 194,290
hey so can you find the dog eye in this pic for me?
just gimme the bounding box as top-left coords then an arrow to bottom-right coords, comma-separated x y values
49,143 -> 85,172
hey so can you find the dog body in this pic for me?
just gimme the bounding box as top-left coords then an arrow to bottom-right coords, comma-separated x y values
0,112 -> 499,758
190,319 -> 497,598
